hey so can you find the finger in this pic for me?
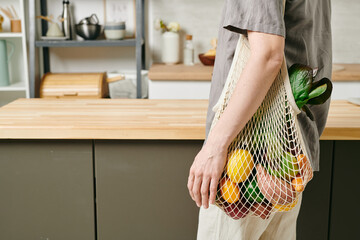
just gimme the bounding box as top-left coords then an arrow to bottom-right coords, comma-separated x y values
193,176 -> 202,207
209,178 -> 218,205
201,176 -> 211,209
187,173 -> 195,201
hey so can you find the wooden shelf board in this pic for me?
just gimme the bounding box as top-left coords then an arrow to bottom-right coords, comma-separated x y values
148,63 -> 360,82
35,39 -> 139,48
332,64 -> 360,82
0,82 -> 26,91
0,33 -> 23,38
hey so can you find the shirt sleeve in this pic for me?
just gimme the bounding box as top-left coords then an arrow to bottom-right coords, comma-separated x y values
223,0 -> 286,37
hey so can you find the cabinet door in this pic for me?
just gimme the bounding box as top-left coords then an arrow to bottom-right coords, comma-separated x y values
297,140 -> 334,240
0,140 -> 95,240
95,140 -> 201,240
329,140 -> 360,240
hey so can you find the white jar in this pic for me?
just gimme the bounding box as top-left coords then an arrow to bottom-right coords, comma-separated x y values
162,31 -> 180,64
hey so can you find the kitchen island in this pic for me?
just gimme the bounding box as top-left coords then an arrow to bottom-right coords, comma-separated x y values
0,99 -> 359,240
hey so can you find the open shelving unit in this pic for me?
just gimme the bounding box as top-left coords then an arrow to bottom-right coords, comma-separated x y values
0,0 -> 30,106
28,0 -> 145,98
35,38 -> 139,48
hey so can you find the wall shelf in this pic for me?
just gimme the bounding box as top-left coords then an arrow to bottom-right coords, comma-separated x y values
29,0 -> 146,98
0,33 -> 24,38
0,0 -> 30,107
0,82 -> 26,91
35,38 -> 141,48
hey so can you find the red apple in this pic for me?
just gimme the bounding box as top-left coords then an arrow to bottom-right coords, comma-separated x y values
222,200 -> 250,220
251,202 -> 273,219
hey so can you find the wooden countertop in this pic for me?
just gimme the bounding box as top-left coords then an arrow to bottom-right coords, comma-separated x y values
0,99 -> 208,140
148,63 -> 360,82
148,64 -> 213,81
332,64 -> 360,82
0,99 -> 358,140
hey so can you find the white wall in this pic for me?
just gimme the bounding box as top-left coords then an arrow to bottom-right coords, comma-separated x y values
331,0 -> 360,99
41,0 -> 358,99
148,0 -> 223,64
332,0 -> 360,63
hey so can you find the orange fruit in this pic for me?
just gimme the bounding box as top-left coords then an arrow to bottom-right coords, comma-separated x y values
220,178 -> 241,203
226,149 -> 254,183
274,196 -> 299,212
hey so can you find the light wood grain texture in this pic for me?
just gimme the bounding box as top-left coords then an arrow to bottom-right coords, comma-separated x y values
0,99 -> 358,140
148,63 -> 360,82
0,99 -> 208,139
321,100 -> 360,140
40,73 -> 108,98
332,64 -> 360,81
148,63 -> 213,81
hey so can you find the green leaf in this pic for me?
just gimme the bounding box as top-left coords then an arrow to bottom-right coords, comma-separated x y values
307,78 -> 333,105
288,64 -> 314,109
308,84 -> 327,99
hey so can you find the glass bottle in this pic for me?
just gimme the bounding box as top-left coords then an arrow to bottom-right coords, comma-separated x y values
183,35 -> 194,66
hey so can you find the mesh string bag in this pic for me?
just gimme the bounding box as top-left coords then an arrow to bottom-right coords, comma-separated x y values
209,34 -> 314,220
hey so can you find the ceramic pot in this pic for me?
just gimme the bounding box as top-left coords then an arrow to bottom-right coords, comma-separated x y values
0,40 -> 15,86
161,31 -> 180,64
105,22 -> 126,40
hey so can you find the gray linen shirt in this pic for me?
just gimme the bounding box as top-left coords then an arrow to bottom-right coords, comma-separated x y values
205,0 -> 332,171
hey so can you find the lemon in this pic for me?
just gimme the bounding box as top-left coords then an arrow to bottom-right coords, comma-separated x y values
226,149 -> 254,183
274,197 -> 299,212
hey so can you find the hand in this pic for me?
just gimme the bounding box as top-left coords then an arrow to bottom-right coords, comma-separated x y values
187,141 -> 228,209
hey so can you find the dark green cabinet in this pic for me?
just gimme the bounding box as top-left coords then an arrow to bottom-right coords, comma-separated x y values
94,140 -> 202,240
297,141 -> 334,240
329,141 -> 360,240
0,139 -> 358,239
0,140 -> 95,240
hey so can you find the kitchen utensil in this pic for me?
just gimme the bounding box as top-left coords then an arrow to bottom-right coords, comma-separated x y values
75,24 -> 101,40
0,7 -> 13,19
10,5 -> 19,19
0,40 -> 15,86
198,53 -> 215,66
79,14 -> 99,25
104,21 -> 126,40
75,14 -> 101,40
46,22 -> 64,37
40,72 -> 108,98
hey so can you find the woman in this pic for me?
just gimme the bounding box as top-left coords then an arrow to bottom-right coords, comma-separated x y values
187,0 -> 332,239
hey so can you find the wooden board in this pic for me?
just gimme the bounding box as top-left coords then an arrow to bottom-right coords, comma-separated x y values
332,64 -> 360,82
321,100 -> 360,140
148,63 -> 213,81
0,99 -> 208,140
148,63 -> 360,82
0,99 -> 358,140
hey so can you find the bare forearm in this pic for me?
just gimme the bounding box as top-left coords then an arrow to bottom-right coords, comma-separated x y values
207,33 -> 284,150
